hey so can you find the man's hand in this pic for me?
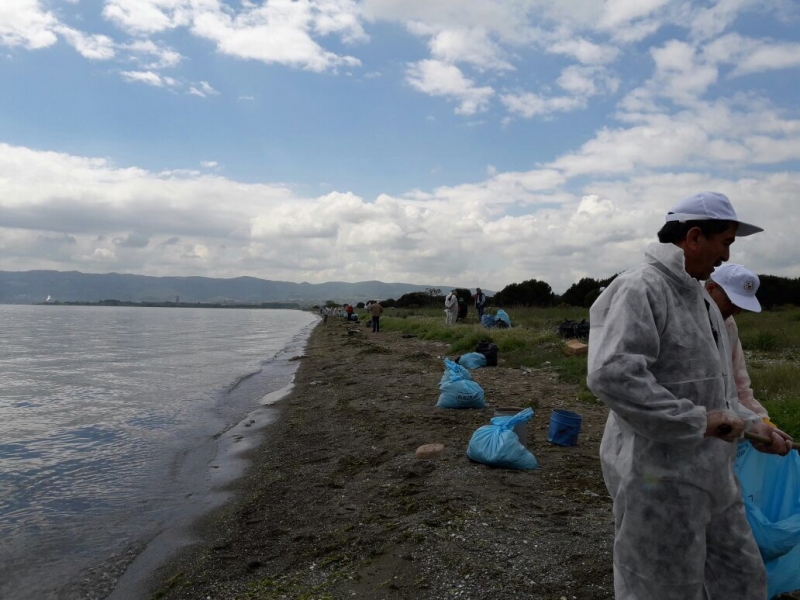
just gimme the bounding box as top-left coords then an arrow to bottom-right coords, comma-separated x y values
705,410 -> 744,442
749,421 -> 794,456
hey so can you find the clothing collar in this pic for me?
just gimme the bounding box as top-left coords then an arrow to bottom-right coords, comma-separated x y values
644,242 -> 698,288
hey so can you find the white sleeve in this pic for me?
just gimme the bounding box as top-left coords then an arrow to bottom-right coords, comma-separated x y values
587,282 -> 707,443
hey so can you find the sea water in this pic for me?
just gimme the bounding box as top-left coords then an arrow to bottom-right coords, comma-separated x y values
0,305 -> 317,599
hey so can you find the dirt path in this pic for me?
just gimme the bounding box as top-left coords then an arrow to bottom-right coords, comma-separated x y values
152,317 -> 615,599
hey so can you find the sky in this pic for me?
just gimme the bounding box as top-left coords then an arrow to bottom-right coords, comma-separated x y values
1,0 -> 800,294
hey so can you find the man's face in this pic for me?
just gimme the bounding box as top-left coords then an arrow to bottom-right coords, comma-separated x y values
685,224 -> 737,280
707,282 -> 742,319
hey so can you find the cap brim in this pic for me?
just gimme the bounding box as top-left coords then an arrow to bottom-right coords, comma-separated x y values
736,221 -> 763,237
727,291 -> 762,313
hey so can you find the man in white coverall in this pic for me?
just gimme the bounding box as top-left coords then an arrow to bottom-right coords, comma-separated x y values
444,290 -> 458,325
587,191 -> 793,600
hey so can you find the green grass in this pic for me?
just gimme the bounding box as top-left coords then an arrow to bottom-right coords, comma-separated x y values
734,307 -> 800,437
380,305 -> 591,387
379,305 -> 800,436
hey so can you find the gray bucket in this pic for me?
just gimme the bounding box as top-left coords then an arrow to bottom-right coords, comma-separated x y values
494,406 -> 528,447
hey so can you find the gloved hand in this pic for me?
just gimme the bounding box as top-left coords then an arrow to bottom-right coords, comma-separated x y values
705,410 -> 744,442
749,421 -> 794,456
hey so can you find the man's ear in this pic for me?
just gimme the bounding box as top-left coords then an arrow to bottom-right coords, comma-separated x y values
684,226 -> 704,251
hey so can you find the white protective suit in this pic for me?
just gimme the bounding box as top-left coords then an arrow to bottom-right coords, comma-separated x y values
587,242 -> 765,600
444,293 -> 458,325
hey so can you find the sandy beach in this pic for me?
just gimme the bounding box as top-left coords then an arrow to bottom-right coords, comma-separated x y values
148,316 -> 616,599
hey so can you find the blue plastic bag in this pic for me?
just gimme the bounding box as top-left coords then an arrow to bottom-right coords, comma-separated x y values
735,440 -> 800,597
466,408 -> 539,469
437,359 -> 484,408
481,314 -> 495,328
457,352 -> 487,370
439,358 -> 472,386
495,309 -> 512,328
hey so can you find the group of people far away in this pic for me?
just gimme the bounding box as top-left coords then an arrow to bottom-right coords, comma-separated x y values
444,288 -> 487,325
587,191 -> 793,600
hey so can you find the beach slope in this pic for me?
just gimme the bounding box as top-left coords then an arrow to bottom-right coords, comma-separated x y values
152,317 -> 615,599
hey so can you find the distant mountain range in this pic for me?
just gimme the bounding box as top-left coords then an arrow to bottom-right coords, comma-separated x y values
0,270 -> 482,305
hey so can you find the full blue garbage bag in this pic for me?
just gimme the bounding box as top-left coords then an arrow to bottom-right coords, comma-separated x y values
457,352 -> 487,370
495,309 -> 512,328
481,314 -> 495,328
437,358 -> 484,408
439,358 -> 471,386
735,440 -> 800,598
466,408 -> 538,469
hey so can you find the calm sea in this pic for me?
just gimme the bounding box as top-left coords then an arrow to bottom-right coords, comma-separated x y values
0,305 -> 318,599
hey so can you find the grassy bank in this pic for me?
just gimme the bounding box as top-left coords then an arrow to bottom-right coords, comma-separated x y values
372,305 -> 800,438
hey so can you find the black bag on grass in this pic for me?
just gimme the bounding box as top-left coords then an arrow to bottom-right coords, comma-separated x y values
475,341 -> 498,367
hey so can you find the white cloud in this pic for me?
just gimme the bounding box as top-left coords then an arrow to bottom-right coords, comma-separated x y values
190,0 -> 361,72
406,59 -> 494,115
103,0 -> 192,35
2,140 -> 800,291
547,37 -> 619,65
201,161 -> 218,168
557,65 -> 619,96
122,39 -> 182,69
189,81 -> 219,97
428,28 -> 514,71
120,70 -> 167,87
312,0 -> 368,43
500,91 -> 586,118
598,0 -> 670,30
704,33 -> 800,77
0,0 -> 58,49
56,26 -> 116,60
689,0 -> 760,41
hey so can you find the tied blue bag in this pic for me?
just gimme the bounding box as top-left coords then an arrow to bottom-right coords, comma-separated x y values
457,352 -> 487,370
437,359 -> 484,409
495,310 -> 512,328
466,408 -> 539,470
735,440 -> 800,598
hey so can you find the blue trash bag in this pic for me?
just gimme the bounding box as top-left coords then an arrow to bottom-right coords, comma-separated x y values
466,408 -> 538,469
439,358 -> 472,386
481,314 -> 496,328
437,379 -> 485,409
437,359 -> 484,409
457,352 -> 487,370
735,440 -> 800,598
495,309 -> 512,328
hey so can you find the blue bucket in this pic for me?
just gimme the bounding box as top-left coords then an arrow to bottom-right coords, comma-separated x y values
547,409 -> 583,446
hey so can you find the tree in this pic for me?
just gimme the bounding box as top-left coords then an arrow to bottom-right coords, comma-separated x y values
757,275 -> 800,309
493,279 -> 555,307
425,287 -> 441,299
395,291 -> 433,308
325,300 -> 337,308
560,275 -> 618,307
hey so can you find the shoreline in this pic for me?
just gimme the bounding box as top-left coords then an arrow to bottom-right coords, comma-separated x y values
55,318 -> 318,600
107,385 -> 296,600
147,317 -> 616,599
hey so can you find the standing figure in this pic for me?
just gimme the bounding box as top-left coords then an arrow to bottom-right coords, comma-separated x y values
370,300 -> 384,333
474,287 -> 486,321
444,290 -> 458,325
587,192 -> 792,600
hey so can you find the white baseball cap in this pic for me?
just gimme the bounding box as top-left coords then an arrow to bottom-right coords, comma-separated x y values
710,263 -> 761,313
665,191 -> 763,237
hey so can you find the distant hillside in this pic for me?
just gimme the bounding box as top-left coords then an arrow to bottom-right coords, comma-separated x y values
0,270 -> 478,305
